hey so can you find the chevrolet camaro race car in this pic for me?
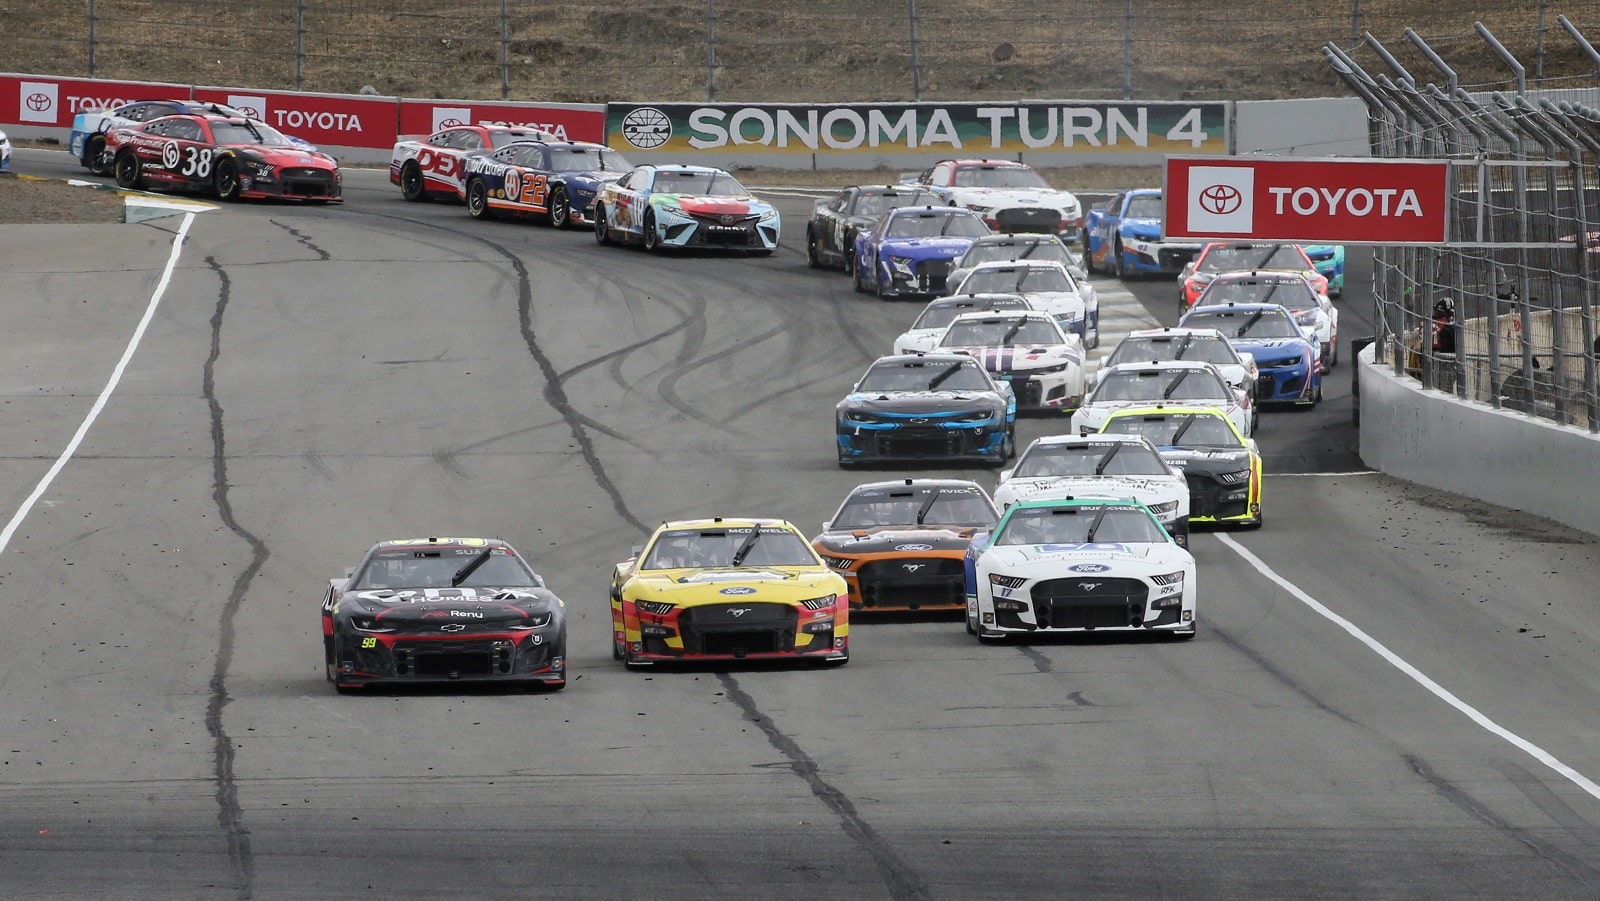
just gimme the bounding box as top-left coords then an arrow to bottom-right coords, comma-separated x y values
906,158 -> 1083,239
993,433 -> 1189,544
852,205 -> 992,297
1072,359 -> 1252,437
1083,189 -> 1201,278
836,353 -> 1016,466
947,259 -> 1100,347
806,184 -> 940,271
965,497 -> 1197,640
947,233 -> 1087,288
1195,271 -> 1339,371
812,478 -> 1000,612
1179,303 -> 1322,407
458,140 -> 632,227
108,113 -> 341,202
391,124 -> 555,202
1302,244 -> 1346,297
1177,242 -> 1329,312
321,537 -> 568,692
1097,327 -> 1259,406
610,519 -> 850,667
934,310 -> 1086,412
592,164 -> 779,253
1100,406 -> 1263,528
892,293 -> 1032,355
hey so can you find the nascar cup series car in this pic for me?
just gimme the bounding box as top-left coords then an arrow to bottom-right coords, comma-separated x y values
108,113 -> 341,202
947,259 -> 1100,347
592,164 -> 779,253
806,184 -> 940,271
458,140 -> 632,228
391,124 -> 556,202
1302,244 -> 1346,297
1179,303 -> 1322,407
1178,242 -> 1328,313
1099,406 -> 1263,529
1194,271 -> 1339,371
1072,359 -> 1252,437
893,293 -> 1032,356
70,99 -> 312,176
812,479 -> 1000,612
321,537 -> 568,693
1097,327 -> 1259,406
993,433 -> 1189,544
836,353 -> 1016,467
965,497 -> 1197,640
906,158 -> 1083,239
852,205 -> 992,297
947,233 -> 1087,288
1083,189 -> 1201,278
610,519 -> 849,668
933,310 -> 1085,412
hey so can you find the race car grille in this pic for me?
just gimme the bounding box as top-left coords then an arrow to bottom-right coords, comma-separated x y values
856,557 -> 966,609
870,427 -> 985,458
1257,369 -> 1307,399
995,207 -> 1060,233
1158,247 -> 1200,272
690,215 -> 759,246
677,603 -> 797,657
1029,577 -> 1148,629
1000,377 -> 1043,408
281,169 -> 336,197
915,259 -> 951,292
1185,472 -> 1251,520
391,640 -> 515,677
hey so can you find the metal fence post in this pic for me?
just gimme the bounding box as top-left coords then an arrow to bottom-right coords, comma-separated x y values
88,0 -> 97,78
909,0 -> 922,102
500,0 -> 510,101
296,0 -> 306,92
708,0 -> 718,102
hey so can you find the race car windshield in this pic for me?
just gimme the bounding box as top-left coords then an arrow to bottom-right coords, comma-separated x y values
1012,443 -> 1169,477
858,360 -> 991,392
940,319 -> 1060,347
1109,335 -> 1237,366
854,190 -> 938,216
962,268 -> 1070,294
1185,309 -> 1300,339
1124,195 -> 1164,218
1091,368 -> 1227,403
954,166 -> 1051,189
654,171 -> 749,196
352,550 -> 539,590
642,529 -> 816,569
831,490 -> 996,529
885,212 -> 987,238
1103,413 -> 1241,448
962,240 -> 1072,267
995,507 -> 1166,545
911,297 -> 1029,331
1199,244 -> 1308,273
548,146 -> 632,172
211,121 -> 293,146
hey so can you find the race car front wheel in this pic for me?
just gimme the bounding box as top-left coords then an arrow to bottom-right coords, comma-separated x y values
548,187 -> 570,228
214,159 -> 241,201
114,152 -> 143,190
643,211 -> 661,252
400,162 -> 426,202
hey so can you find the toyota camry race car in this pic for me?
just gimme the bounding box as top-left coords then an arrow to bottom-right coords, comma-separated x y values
965,497 -> 1197,640
813,479 -> 1000,612
1100,406 -> 1263,528
108,113 -> 341,202
1083,189 -> 1201,278
947,259 -> 1100,347
836,353 -> 1016,467
1097,327 -> 1259,406
806,184 -> 940,271
1178,243 -> 1328,313
893,293 -> 1032,355
592,164 -> 779,253
391,124 -> 555,202
947,233 -> 1087,288
853,205 -> 992,297
1179,303 -> 1322,407
458,140 -> 632,227
610,519 -> 850,668
906,159 -> 1083,239
934,310 -> 1086,412
1072,360 -> 1252,437
993,434 -> 1189,544
1194,271 -> 1339,371
321,537 -> 568,692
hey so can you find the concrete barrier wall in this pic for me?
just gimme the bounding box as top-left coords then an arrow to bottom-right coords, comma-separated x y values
1358,342 -> 1600,537
1233,98 -> 1370,157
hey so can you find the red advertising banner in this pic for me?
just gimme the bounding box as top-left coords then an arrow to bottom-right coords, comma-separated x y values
193,86 -> 399,150
1164,156 -> 1450,245
396,100 -> 603,143
0,74 -> 191,127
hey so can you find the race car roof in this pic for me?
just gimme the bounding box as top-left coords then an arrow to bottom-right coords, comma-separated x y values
847,477 -> 989,494
654,517 -> 794,531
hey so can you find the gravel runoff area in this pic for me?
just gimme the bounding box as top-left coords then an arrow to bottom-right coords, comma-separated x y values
0,174 -> 125,224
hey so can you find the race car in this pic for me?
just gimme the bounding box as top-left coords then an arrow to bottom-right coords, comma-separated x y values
892,293 -> 1032,355
812,478 -> 1000,612
70,99 -> 291,176
836,353 -> 1016,467
965,496 -> 1197,641
904,158 -> 1083,239
806,184 -> 940,271
1177,242 -> 1329,313
391,124 -> 555,202
933,310 -> 1086,412
108,113 -> 342,202
610,519 -> 849,668
458,140 -> 632,228
1179,302 -> 1323,407
1097,327 -> 1259,407
993,433 -> 1189,544
852,205 -> 992,297
1082,188 -> 1201,278
1072,359 -> 1252,437
946,259 -> 1100,347
947,233 -> 1087,288
1099,406 -> 1263,529
1194,270 -> 1340,371
1302,244 -> 1346,297
320,537 -> 568,693
591,164 -> 779,253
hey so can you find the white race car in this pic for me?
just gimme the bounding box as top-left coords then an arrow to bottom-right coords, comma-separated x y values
906,158 -> 1083,240
947,233 -> 1088,288
892,293 -> 1032,356
934,310 -> 1086,412
993,433 -> 1190,544
947,259 -> 1100,348
1071,360 -> 1253,437
390,124 -> 555,202
1096,327 -> 1260,406
966,496 -> 1197,640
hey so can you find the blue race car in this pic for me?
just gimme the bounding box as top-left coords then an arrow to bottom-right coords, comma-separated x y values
591,164 -> 780,254
1083,188 -> 1202,278
836,354 -> 1016,467
1300,244 -> 1346,297
852,206 -> 992,298
458,140 -> 632,228
1178,302 -> 1322,407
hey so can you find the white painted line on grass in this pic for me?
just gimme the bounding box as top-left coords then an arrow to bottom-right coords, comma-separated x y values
0,211 -> 198,555
1217,531 -> 1600,803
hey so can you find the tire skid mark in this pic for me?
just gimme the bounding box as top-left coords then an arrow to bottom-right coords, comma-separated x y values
654,321 -> 796,436
718,673 -> 929,901
201,256 -> 261,900
267,219 -> 331,261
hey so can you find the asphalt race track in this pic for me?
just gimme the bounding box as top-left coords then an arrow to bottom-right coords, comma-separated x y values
3,150 -> 1600,899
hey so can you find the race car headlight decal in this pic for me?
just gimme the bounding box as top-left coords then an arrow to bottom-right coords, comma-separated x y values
1292,309 -> 1319,327
1216,469 -> 1251,485
1027,361 -> 1071,374
800,594 -> 839,611
635,600 -> 677,615
954,410 -> 999,425
889,256 -> 916,277
819,556 -> 855,571
1147,500 -> 1180,516
1151,571 -> 1185,605
351,617 -> 396,633
758,208 -> 778,221
508,612 -> 555,630
989,573 -> 1027,589
655,202 -> 684,217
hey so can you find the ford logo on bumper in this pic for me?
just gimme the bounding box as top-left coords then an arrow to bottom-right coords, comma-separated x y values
719,586 -> 757,595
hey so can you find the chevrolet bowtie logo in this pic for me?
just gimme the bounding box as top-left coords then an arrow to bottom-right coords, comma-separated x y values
440,623 -> 467,632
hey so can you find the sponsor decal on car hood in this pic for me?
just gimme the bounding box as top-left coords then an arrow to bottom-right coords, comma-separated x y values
816,528 -> 975,553
655,194 -> 760,216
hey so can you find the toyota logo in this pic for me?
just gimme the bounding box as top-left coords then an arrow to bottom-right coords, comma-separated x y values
237,105 -> 261,118
439,117 -> 466,128
440,623 -> 466,632
1197,184 -> 1242,215
719,214 -> 736,225
25,92 -> 51,112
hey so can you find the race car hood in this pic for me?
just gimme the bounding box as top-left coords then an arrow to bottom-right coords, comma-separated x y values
893,328 -> 943,353
877,236 -> 976,259
952,187 -> 1078,212
942,344 -> 1080,372
1121,217 -> 1163,239
340,586 -> 558,627
628,567 -> 841,606
1156,447 -> 1253,477
1018,290 -> 1087,318
981,542 -> 1178,571
997,475 -> 1185,504
1237,338 -> 1315,366
839,390 -> 1002,414
815,527 -> 979,555
654,194 -> 769,217
230,144 -> 337,167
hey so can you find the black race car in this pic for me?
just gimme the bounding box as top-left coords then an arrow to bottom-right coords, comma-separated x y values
836,354 -> 1016,467
321,537 -> 567,692
805,184 -> 940,272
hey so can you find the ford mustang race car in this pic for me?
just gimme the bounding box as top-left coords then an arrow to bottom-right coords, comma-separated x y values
321,537 -> 567,692
934,310 -> 1085,412
993,433 -> 1189,544
70,99 -> 302,176
1177,242 -> 1328,313
893,293 -> 1032,355
806,184 -> 940,271
1083,189 -> 1201,278
1097,327 -> 1259,406
853,205 -> 992,297
458,140 -> 632,227
108,113 -> 341,202
965,497 -> 1197,640
1099,406 -> 1263,528
1072,359 -> 1252,437
812,478 -> 999,612
592,164 -> 779,253
947,233 -> 1087,288
947,259 -> 1100,347
1302,244 -> 1346,297
836,353 -> 1016,467
1179,303 -> 1322,407
610,519 -> 849,668
391,124 -> 555,202
1194,271 -> 1339,371
906,158 -> 1083,239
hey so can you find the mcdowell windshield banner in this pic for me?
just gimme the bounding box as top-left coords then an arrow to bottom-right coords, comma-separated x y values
605,101 -> 1227,157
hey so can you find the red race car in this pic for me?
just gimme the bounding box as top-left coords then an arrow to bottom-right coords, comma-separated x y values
107,112 -> 341,202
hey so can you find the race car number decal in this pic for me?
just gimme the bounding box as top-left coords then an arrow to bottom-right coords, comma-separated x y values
360,637 -> 378,648
159,142 -> 214,177
505,172 -> 549,206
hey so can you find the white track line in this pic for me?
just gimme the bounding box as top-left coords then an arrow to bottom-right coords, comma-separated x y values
0,211 -> 197,555
1217,532 -> 1600,803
